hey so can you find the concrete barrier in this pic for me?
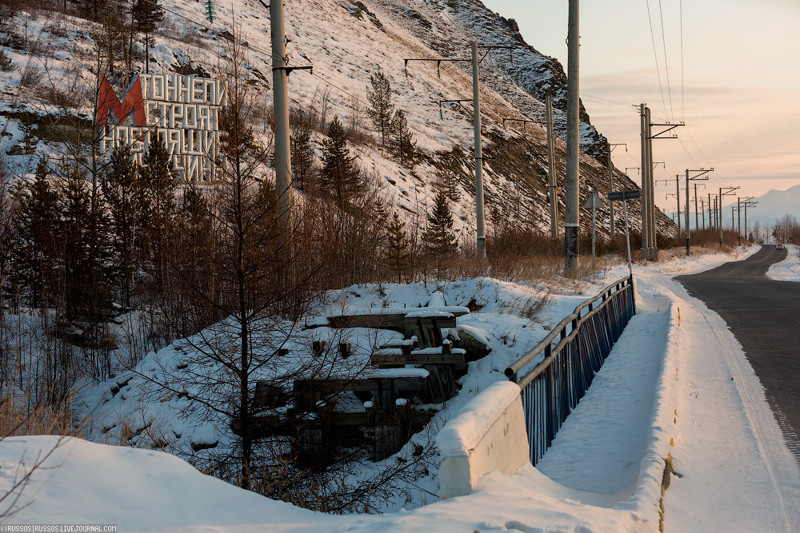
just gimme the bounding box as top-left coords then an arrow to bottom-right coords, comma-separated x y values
437,381 -> 530,498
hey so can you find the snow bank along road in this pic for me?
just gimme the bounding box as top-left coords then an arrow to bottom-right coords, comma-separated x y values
677,244 -> 800,461
662,246 -> 800,532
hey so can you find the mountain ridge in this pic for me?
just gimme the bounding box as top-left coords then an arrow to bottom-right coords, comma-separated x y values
0,0 -> 676,240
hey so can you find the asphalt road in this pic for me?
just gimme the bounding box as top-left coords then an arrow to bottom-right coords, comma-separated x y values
677,245 -> 800,461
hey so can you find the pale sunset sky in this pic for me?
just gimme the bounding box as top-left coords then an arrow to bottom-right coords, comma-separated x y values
482,0 -> 800,211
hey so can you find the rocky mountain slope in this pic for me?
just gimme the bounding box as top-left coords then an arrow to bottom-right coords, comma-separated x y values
0,0 -> 677,241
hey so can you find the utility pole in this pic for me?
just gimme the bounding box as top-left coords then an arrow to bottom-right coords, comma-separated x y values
564,0 -> 580,277
607,142 -> 627,239
708,192 -> 713,230
658,177 -> 678,229
719,186 -> 739,247
694,183 -> 701,235
471,41 -> 486,260
640,105 -> 650,260
737,197 -> 752,245
546,93 -> 558,240
641,106 -> 684,261
684,169 -> 712,255
271,0 -> 293,243
673,175 -> 681,237
737,197 -> 741,245
700,198 -> 705,231
744,200 -> 758,241
406,45 -> 513,260
585,191 -> 602,269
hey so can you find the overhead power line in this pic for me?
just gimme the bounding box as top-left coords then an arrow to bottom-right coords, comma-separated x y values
644,0 -> 669,120
658,0 -> 675,121
680,0 -> 685,122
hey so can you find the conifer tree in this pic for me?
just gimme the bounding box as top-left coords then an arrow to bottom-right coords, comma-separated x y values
139,133 -> 177,295
102,143 -> 139,308
366,68 -> 394,148
60,170 -> 93,320
423,191 -> 457,278
319,116 -> 361,210
390,109 -> 416,168
56,166 -> 114,374
434,148 -> 464,202
0,158 -> 12,315
291,122 -> 315,191
12,157 -> 60,308
133,0 -> 164,73
385,212 -> 408,284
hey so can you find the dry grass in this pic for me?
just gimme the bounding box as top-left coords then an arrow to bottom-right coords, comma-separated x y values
0,391 -> 80,437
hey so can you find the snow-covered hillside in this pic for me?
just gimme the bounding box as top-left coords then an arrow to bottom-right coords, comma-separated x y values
77,275 -> 592,511
0,0 -> 677,239
5,246 -> 800,531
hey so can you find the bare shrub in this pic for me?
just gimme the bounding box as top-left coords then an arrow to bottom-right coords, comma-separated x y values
0,50 -> 13,72
18,64 -> 43,88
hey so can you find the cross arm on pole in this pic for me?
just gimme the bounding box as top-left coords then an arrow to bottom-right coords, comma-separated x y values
502,117 -> 538,131
438,99 -> 473,118
609,143 -> 628,152
272,65 -> 312,75
687,168 -> 714,181
625,167 -> 640,175
650,122 -> 685,139
404,57 -> 471,77
476,45 -> 519,64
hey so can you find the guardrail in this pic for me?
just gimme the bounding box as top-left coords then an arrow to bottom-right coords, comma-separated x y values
505,276 -> 636,465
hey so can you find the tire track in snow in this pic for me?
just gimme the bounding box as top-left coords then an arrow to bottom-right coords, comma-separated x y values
690,296 -> 795,532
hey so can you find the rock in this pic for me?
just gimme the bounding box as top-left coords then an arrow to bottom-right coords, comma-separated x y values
449,325 -> 491,361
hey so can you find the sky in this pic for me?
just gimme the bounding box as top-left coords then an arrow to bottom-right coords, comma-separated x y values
482,0 -> 800,212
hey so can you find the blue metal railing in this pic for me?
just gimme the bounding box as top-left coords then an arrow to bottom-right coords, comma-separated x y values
505,276 -> 636,465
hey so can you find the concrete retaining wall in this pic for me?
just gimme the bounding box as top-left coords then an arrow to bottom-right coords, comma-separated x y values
437,381 -> 530,498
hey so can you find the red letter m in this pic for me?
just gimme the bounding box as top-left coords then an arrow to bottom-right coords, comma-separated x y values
96,73 -> 146,126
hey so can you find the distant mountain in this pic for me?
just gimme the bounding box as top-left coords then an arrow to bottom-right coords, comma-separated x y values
746,184 -> 800,226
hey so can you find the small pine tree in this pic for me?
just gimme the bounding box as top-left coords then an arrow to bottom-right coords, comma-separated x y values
434,149 -> 462,202
20,112 -> 38,155
59,169 -> 94,321
385,212 -> 409,284
133,0 -> 164,74
102,143 -> 140,307
390,109 -> 416,168
319,116 -> 361,210
366,68 -> 394,148
423,191 -> 457,278
291,122 -> 315,191
12,156 -> 60,308
139,133 -> 177,294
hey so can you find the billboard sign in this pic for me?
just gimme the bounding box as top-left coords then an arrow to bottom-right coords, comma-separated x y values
97,73 -> 227,182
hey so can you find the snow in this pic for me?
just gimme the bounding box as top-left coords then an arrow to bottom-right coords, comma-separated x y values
535,292 -> 672,497
436,380 -> 521,457
767,244 -> 800,281
361,367 -> 430,379
5,246 -> 800,531
403,309 -> 454,318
